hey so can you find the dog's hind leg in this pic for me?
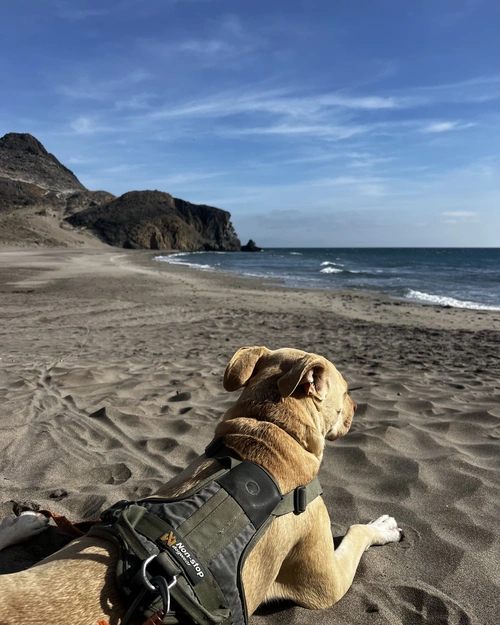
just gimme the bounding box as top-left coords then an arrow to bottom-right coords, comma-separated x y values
0,512 -> 50,552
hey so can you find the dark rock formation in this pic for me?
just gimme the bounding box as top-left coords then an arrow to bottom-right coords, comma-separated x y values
0,132 -> 242,251
64,190 -> 116,216
241,239 -> 262,252
0,133 -> 85,200
0,133 -> 116,246
66,190 -> 241,251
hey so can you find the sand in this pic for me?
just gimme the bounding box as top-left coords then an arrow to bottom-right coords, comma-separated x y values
0,247 -> 499,625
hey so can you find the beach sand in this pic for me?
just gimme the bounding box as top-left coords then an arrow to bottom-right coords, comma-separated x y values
1,248 -> 499,624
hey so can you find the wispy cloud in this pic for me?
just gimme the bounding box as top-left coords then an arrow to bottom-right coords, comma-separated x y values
421,121 -> 476,133
148,172 -> 224,186
149,90 -> 404,122
312,175 -> 389,196
55,6 -> 115,20
69,116 -> 120,135
348,156 -> 395,168
141,14 -> 262,67
220,123 -> 369,140
53,0 -> 181,21
58,70 -> 152,102
399,75 -> 500,105
442,211 -> 477,217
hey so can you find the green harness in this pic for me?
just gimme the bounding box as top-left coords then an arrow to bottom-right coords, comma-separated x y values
88,438 -> 322,625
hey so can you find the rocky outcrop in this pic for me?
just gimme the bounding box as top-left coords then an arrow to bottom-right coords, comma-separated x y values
241,239 -> 262,252
0,132 -> 246,251
67,190 -> 241,251
0,133 -> 85,201
64,190 -> 116,216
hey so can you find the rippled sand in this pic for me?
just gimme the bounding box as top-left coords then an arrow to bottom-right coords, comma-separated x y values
1,248 -> 499,625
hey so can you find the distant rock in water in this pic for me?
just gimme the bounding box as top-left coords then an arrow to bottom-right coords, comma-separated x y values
66,190 -> 241,251
241,239 -> 262,252
0,132 -> 243,251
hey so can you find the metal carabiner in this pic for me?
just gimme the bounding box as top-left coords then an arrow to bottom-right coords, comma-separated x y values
149,575 -> 178,616
140,554 -> 178,616
141,555 -> 160,592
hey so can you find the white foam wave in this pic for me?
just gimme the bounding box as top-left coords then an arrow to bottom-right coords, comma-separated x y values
320,266 -> 343,274
154,254 -> 213,271
405,290 -> 500,311
320,261 -> 343,267
289,252 -> 303,255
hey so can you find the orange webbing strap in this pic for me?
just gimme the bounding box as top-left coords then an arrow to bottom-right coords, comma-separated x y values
38,509 -> 101,538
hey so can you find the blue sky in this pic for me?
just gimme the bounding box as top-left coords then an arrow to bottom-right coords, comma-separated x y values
1,0 -> 499,247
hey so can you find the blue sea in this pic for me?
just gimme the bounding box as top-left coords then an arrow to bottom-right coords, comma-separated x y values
155,248 -> 500,311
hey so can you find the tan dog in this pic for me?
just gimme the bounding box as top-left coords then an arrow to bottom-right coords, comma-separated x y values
0,347 -> 401,624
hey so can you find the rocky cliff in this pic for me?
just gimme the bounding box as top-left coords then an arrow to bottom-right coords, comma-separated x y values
0,132 -> 243,251
67,190 -> 241,251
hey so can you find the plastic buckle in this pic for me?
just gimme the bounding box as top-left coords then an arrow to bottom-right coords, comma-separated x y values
294,486 -> 307,514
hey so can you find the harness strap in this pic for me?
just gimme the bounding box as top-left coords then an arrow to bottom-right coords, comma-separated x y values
206,437 -> 323,517
205,437 -> 243,468
97,437 -> 323,625
272,476 -> 323,516
114,504 -> 231,625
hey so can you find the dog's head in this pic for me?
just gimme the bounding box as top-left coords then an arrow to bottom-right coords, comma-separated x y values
222,346 -> 357,458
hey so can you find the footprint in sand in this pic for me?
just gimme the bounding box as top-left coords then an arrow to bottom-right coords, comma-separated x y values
396,584 -> 472,625
90,463 -> 132,485
168,391 -> 192,402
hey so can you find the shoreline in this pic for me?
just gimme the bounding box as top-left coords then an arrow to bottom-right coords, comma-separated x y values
1,247 -> 499,624
3,246 -> 499,331
153,247 -> 500,313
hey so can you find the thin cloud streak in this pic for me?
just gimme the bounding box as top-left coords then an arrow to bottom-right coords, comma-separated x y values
421,121 -> 476,133
148,90 -> 409,122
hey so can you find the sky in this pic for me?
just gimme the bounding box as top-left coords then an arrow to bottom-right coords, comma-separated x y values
1,0 -> 499,247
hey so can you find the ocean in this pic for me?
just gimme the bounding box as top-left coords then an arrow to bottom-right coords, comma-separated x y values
155,248 -> 500,311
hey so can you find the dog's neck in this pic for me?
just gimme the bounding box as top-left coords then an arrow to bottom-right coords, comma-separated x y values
215,417 -> 321,493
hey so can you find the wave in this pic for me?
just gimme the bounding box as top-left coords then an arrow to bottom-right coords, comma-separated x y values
320,261 -> 343,267
154,254 -> 213,271
289,252 -> 303,255
405,290 -> 500,311
319,266 -> 366,275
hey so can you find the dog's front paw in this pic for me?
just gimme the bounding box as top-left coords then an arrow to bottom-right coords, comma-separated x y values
367,514 -> 402,547
0,512 -> 50,550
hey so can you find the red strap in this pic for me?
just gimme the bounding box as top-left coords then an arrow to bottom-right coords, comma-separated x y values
38,509 -> 101,538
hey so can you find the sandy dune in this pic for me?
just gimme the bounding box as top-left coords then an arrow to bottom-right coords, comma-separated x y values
0,248 -> 499,625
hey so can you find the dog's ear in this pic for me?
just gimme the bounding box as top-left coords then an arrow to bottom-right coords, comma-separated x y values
224,346 -> 271,391
278,356 -> 328,400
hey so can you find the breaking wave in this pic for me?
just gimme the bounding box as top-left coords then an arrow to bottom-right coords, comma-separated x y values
405,290 -> 500,311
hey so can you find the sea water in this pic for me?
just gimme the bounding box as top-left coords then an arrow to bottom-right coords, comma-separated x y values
155,248 -> 500,311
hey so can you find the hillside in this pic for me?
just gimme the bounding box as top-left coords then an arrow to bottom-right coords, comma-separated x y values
0,133 -> 242,251
67,190 -> 240,251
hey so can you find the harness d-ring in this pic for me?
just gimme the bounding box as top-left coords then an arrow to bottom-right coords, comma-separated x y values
140,554 -> 178,615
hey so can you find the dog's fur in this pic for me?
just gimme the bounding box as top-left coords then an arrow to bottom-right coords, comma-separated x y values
0,347 -> 401,625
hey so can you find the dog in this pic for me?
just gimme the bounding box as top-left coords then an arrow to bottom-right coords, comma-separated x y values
0,346 -> 401,624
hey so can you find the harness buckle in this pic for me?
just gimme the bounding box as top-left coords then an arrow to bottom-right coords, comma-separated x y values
140,554 -> 178,617
294,486 -> 307,514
